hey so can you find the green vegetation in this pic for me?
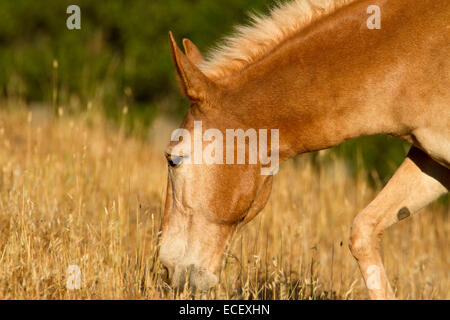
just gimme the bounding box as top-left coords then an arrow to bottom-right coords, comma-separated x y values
0,0 -> 269,111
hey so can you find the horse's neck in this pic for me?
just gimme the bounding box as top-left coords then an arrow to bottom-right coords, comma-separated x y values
221,0 -> 434,161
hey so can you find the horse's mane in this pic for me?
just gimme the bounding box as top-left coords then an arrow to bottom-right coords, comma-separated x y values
199,0 -> 358,80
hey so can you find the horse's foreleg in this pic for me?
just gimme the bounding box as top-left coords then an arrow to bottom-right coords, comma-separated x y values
349,147 -> 449,300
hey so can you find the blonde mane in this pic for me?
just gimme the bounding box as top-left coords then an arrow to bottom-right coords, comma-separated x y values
199,0 -> 358,80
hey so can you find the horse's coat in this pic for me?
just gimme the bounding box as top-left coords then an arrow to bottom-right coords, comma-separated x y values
160,0 -> 449,299
199,0 -> 357,80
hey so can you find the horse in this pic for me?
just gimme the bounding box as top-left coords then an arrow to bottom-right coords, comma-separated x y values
159,0 -> 449,299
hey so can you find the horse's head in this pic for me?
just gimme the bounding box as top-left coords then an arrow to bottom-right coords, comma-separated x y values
159,33 -> 277,291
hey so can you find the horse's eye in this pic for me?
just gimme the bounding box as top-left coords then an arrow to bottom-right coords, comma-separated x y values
165,153 -> 184,168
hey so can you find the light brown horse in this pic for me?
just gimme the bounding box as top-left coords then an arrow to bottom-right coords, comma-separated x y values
160,0 -> 449,299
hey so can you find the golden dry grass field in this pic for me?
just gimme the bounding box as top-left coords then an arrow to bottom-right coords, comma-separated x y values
0,104 -> 447,299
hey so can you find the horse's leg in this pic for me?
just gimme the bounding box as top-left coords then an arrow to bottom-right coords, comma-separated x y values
349,147 -> 449,300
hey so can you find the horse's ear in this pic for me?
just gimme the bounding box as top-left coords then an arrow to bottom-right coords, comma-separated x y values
182,38 -> 204,66
169,31 -> 213,101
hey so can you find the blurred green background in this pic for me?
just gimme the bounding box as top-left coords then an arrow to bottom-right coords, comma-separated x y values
0,0 -> 446,200
0,0 -> 271,122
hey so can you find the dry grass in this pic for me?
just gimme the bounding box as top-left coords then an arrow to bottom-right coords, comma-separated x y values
0,104 -> 447,299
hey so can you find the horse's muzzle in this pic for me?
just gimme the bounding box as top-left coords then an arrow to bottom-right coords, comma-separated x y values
163,262 -> 218,292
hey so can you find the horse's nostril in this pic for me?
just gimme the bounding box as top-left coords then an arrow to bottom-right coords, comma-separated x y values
160,265 -> 170,283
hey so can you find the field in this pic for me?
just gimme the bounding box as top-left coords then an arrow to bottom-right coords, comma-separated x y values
0,104 -> 447,299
